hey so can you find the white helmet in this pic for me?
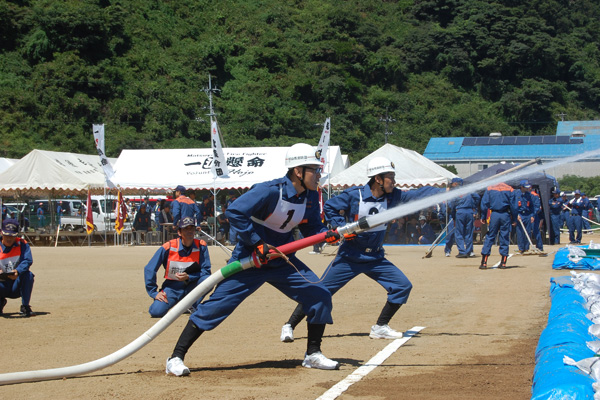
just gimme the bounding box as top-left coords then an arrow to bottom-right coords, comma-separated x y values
285,143 -> 323,169
367,156 -> 395,177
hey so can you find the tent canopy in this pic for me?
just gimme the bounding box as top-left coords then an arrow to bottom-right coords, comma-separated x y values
0,158 -> 17,174
110,146 -> 346,192
326,144 -> 457,189
0,150 -> 111,196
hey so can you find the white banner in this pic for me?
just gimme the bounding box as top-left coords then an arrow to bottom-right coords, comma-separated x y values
92,124 -> 116,187
317,117 -> 331,171
210,120 -> 230,178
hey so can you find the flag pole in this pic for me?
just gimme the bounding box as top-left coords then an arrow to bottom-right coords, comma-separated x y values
205,74 -> 229,246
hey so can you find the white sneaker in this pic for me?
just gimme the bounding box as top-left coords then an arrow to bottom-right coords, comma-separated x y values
281,323 -> 294,342
445,252 -> 450,257
469,252 -> 476,258
309,251 -> 318,254
165,357 -> 190,376
370,324 -> 403,339
302,352 -> 340,370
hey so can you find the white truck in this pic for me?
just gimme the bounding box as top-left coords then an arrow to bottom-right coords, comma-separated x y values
60,196 -> 117,232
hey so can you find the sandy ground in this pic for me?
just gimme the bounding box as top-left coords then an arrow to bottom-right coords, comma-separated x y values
0,234 -> 576,400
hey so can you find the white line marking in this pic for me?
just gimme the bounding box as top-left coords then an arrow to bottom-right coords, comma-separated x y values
316,326 -> 425,400
490,253 -> 513,269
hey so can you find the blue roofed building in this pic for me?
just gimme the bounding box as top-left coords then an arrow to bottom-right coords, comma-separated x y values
423,121 -> 600,178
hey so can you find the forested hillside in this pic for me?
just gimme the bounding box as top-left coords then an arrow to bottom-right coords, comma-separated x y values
1,0 -> 600,162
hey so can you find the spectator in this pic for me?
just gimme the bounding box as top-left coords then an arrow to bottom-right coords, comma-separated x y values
153,200 -> 162,231
172,185 -> 201,229
406,216 -> 419,244
56,201 -> 63,226
37,203 -> 45,228
226,191 -> 239,245
417,215 -> 436,244
200,196 -> 213,222
386,219 -> 404,244
158,202 -> 174,238
133,204 -> 151,245
216,211 -> 230,244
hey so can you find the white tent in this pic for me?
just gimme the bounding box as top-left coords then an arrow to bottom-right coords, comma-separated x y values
110,146 -> 346,192
326,144 -> 457,189
0,150 -> 112,196
0,158 -> 18,174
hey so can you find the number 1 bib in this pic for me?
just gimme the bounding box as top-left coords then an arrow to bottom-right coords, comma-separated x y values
251,185 -> 306,233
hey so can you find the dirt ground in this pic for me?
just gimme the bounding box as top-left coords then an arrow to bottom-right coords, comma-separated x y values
0,234 -> 576,400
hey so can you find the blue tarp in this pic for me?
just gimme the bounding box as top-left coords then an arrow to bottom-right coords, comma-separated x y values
531,276 -> 596,399
552,245 -> 600,270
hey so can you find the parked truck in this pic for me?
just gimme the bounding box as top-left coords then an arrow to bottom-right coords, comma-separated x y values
60,196 -> 117,232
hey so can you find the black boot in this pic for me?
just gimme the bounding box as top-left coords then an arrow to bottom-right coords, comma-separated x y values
479,254 -> 488,269
499,255 -> 508,269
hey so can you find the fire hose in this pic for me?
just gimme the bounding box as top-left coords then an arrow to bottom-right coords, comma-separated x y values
0,217 -> 372,385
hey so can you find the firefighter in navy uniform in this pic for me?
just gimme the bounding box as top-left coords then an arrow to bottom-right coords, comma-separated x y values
280,157 -> 443,343
164,143 -> 342,376
479,183 -> 517,269
171,185 -> 201,228
144,217 -> 211,318
0,219 -> 35,317
512,180 -> 536,253
449,178 -> 480,258
568,189 -> 589,244
548,190 -> 563,245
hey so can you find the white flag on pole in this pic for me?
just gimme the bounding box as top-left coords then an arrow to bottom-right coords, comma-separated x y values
92,124 -> 116,188
316,117 -> 330,169
210,120 -> 229,178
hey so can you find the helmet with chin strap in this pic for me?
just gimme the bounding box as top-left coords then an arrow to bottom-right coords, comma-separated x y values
285,143 -> 323,191
367,157 -> 395,178
285,143 -> 323,169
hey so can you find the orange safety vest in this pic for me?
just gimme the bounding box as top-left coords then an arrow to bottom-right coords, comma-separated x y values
162,238 -> 205,280
0,237 -> 24,273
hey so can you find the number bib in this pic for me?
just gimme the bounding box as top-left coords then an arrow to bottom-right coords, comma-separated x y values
165,260 -> 192,280
0,256 -> 17,274
358,190 -> 388,232
251,185 -> 306,233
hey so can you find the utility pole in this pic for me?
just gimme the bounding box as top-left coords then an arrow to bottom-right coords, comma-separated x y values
200,73 -> 227,149
202,74 -> 221,124
379,108 -> 395,144
556,112 -> 567,122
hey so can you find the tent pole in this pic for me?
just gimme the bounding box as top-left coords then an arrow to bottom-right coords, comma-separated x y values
327,146 -> 331,201
212,181 -> 218,246
103,186 -> 107,247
